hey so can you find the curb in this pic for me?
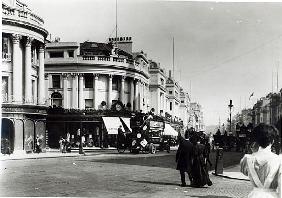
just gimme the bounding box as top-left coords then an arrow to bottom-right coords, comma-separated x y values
212,172 -> 249,181
0,153 -> 82,161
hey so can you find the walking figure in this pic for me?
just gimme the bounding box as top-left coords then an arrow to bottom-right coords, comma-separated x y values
176,132 -> 194,187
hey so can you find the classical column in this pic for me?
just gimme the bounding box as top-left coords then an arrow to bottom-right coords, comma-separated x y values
12,34 -> 22,103
140,81 -> 143,111
24,37 -> 32,103
63,74 -> 69,108
93,74 -> 99,109
78,74 -> 84,110
44,74 -> 49,105
38,44 -> 45,104
33,78 -> 37,105
71,73 -> 78,108
134,79 -> 139,111
130,78 -> 134,111
120,76 -> 125,104
108,74 -> 112,108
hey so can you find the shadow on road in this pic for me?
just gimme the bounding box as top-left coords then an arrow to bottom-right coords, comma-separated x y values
93,153 -> 177,169
129,180 -> 209,189
129,180 -> 179,186
190,196 -> 232,198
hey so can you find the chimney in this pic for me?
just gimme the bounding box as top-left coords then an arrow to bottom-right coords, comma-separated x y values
108,36 -> 133,54
169,70 -> 172,78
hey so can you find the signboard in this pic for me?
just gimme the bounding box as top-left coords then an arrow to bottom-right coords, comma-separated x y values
149,120 -> 164,129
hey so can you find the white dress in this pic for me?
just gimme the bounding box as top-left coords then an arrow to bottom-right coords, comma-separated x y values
240,146 -> 281,198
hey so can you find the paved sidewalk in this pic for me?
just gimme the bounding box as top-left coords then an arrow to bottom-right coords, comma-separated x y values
0,150 -> 80,161
214,164 -> 249,181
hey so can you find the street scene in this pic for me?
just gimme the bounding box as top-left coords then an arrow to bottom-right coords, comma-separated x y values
0,151 -> 251,198
1,0 -> 282,197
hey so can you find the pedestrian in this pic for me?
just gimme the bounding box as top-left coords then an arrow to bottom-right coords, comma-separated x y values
35,135 -> 42,153
176,132 -> 194,187
59,136 -> 64,153
240,123 -> 281,198
203,138 -> 212,169
190,134 -> 212,187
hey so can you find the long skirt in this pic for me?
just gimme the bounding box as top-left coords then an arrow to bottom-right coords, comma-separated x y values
191,158 -> 212,187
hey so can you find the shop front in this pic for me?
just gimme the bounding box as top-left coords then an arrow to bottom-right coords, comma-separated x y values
46,107 -> 133,149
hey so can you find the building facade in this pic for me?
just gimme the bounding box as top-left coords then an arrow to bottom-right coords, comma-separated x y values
2,0 -> 48,153
189,102 -> 205,132
44,38 -> 151,147
165,71 -> 181,122
148,61 -> 167,116
45,38 -> 150,112
252,91 -> 282,130
179,88 -> 191,129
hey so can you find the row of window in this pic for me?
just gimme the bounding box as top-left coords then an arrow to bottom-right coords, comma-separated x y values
51,74 -> 119,90
49,50 -> 74,58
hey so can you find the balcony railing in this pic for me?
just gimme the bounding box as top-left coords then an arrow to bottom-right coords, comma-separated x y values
2,6 -> 44,26
2,53 -> 11,61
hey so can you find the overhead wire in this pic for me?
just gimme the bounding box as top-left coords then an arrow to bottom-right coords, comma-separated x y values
185,34 -> 282,79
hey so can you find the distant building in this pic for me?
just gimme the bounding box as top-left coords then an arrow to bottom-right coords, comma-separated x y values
179,88 -> 191,129
2,0 -> 48,154
190,102 -> 205,132
165,70 -> 181,122
148,61 -> 166,116
252,91 -> 282,130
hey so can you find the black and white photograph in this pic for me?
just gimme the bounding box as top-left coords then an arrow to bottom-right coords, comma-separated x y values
1,0 -> 282,197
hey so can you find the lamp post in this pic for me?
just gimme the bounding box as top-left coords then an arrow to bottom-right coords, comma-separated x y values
228,100 -> 234,134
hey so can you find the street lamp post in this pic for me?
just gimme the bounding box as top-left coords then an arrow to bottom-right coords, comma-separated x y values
228,100 -> 233,134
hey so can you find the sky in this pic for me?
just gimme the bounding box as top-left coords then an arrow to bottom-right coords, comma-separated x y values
22,0 -> 282,126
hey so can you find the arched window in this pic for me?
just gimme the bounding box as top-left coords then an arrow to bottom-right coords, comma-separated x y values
51,92 -> 62,107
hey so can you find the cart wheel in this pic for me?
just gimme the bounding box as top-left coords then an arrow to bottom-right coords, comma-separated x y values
149,143 -> 156,154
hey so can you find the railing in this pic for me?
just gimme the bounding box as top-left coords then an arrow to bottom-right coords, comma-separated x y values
113,57 -> 125,63
2,53 -> 11,61
2,6 -> 44,26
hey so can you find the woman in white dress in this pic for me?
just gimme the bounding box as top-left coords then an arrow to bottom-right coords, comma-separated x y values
240,123 -> 281,198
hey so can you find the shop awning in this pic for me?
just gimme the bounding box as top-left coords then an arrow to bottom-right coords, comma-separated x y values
102,117 -> 124,134
164,123 -> 179,136
120,117 -> 132,132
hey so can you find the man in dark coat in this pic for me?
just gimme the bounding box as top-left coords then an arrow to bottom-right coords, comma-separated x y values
176,132 -> 194,187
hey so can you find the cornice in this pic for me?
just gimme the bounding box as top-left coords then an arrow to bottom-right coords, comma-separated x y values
45,62 -> 150,79
2,17 -> 48,38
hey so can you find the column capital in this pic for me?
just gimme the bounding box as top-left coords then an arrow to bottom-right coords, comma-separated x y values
12,34 -> 21,44
78,73 -> 84,78
44,73 -> 49,80
93,73 -> 99,79
134,78 -> 140,83
71,73 -> 78,78
25,37 -> 33,47
108,74 -> 113,79
62,73 -> 69,79
39,43 -> 46,52
121,75 -> 126,81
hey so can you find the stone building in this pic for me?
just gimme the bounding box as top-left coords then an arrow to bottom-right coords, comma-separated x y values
44,38 -> 150,147
2,0 -> 48,154
179,88 -> 191,128
44,38 -> 150,112
190,102 -> 205,132
165,70 -> 181,122
148,61 -> 167,116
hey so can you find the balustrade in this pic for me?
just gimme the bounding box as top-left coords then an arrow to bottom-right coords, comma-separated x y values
2,6 -> 44,26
